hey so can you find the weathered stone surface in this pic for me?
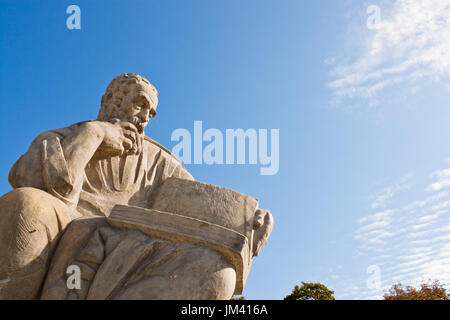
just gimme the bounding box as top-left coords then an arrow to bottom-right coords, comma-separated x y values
0,73 -> 273,300
0,187 -> 80,299
40,217 -> 237,300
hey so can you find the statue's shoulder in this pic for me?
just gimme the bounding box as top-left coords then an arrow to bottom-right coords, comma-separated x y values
34,121 -> 91,141
143,136 -> 173,155
143,136 -> 187,169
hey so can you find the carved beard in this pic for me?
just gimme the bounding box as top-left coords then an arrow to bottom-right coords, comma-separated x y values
130,117 -> 147,135
107,107 -> 147,135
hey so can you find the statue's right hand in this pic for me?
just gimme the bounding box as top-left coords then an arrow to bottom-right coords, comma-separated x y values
96,121 -> 139,157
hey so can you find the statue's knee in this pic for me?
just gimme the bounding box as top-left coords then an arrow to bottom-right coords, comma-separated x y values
0,188 -> 74,299
1,187 -> 52,218
0,188 -> 72,266
114,246 -> 237,300
0,187 -> 72,228
197,250 -> 236,300
1,186 -> 59,211
170,247 -> 237,300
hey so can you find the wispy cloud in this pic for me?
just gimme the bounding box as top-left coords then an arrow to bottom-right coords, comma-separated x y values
351,165 -> 450,299
368,173 -> 412,209
327,0 -> 450,106
427,168 -> 450,192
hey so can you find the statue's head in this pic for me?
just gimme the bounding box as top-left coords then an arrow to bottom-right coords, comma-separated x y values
98,73 -> 158,134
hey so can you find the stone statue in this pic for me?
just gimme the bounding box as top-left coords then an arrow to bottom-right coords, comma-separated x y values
0,73 -> 273,300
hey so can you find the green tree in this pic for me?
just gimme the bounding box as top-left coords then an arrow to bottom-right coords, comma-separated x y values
284,282 -> 335,300
383,280 -> 449,300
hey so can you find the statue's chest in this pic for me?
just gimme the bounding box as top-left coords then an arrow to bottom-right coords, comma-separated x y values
84,153 -> 146,193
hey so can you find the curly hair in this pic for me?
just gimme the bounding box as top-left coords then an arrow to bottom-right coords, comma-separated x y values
97,73 -> 158,121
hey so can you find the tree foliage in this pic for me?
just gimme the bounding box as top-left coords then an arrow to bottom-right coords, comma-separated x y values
284,282 -> 335,300
383,280 -> 449,300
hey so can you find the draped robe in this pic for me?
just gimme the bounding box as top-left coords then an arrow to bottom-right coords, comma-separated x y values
2,122 -> 238,300
9,121 -> 194,217
2,121 -> 264,300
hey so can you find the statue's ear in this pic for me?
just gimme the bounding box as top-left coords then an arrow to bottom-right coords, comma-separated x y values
252,209 -> 274,257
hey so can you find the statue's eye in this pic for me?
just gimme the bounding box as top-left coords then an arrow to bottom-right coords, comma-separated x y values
134,96 -> 149,110
133,100 -> 142,109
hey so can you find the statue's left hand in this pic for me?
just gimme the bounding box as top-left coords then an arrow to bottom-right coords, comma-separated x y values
252,209 -> 274,257
95,120 -> 142,157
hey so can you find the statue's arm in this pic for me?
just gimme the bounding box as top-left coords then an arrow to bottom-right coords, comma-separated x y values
9,120 -> 138,207
8,121 -> 105,206
59,121 -> 105,184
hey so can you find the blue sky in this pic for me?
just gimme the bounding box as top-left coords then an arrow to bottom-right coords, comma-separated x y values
1,0 -> 450,299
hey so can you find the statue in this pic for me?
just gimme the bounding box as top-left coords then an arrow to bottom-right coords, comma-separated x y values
0,73 -> 273,300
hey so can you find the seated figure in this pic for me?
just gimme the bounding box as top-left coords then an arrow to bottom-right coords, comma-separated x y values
0,74 -> 273,300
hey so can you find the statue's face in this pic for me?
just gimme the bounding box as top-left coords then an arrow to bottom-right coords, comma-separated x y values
119,86 -> 157,134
